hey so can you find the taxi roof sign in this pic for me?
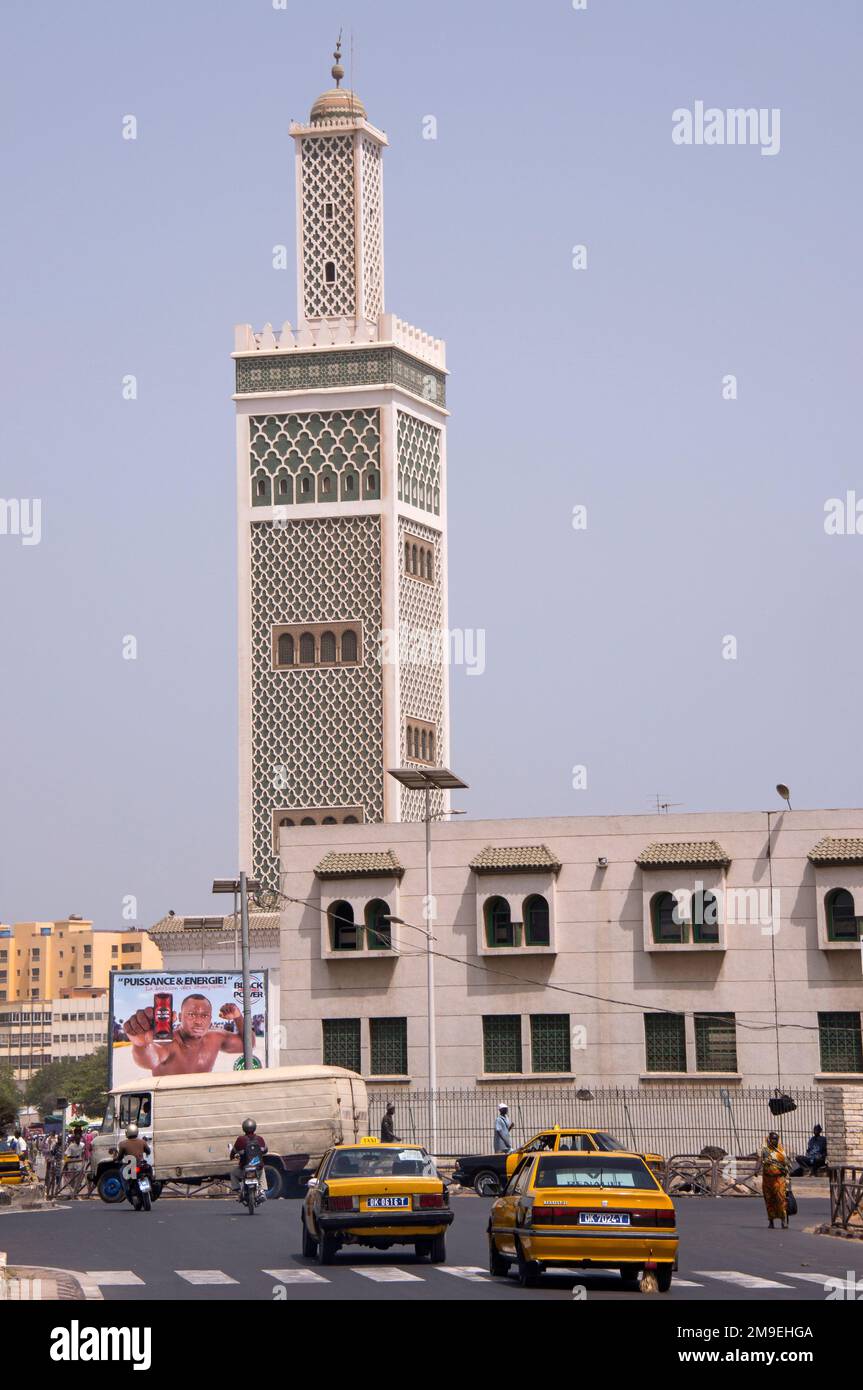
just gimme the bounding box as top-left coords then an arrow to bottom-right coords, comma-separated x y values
360,1135 -> 380,1145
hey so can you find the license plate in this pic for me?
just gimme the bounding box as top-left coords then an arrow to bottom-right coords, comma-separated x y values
244,1177 -> 257,1186
138,1178 -> 150,1191
365,1196 -> 410,1209
578,1211 -> 630,1226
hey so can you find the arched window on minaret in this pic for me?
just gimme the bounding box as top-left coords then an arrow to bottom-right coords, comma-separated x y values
299,633 -> 316,664
277,633 -> 294,666
320,631 -> 337,663
341,630 -> 358,663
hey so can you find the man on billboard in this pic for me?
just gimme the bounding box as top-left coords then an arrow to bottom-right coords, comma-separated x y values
123,993 -> 247,1076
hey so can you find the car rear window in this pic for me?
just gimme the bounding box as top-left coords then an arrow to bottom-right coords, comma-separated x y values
534,1156 -> 658,1190
328,1148 -> 436,1179
592,1132 -> 626,1151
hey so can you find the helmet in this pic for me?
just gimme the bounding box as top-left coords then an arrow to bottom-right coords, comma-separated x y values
125,1124 -> 139,1139
242,1118 -> 256,1134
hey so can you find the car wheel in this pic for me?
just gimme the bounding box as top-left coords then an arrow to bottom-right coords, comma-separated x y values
515,1238 -> 540,1288
414,1238 -> 432,1260
301,1216 -> 318,1259
656,1265 -> 673,1293
488,1237 -> 509,1278
262,1161 -> 284,1200
474,1170 -> 501,1197
619,1263 -> 642,1291
316,1232 -> 338,1266
429,1233 -> 446,1264
96,1169 -> 126,1204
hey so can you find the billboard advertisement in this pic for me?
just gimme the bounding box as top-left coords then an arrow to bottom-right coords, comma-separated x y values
108,971 -> 268,1087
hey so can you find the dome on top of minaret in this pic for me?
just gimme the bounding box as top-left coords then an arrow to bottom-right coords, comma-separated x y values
310,87 -> 367,123
310,35 -> 366,124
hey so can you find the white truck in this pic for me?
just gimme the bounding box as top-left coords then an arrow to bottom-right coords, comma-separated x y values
89,1064 -> 368,1202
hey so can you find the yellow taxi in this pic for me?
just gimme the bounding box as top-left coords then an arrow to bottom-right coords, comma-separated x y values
301,1137 -> 454,1266
454,1126 -> 665,1195
0,1151 -> 27,1186
488,1149 -> 678,1291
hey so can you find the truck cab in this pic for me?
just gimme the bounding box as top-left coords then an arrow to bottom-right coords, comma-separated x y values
90,1089 -> 154,1203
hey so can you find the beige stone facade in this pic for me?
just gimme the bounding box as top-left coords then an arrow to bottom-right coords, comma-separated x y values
278,808 -> 863,1089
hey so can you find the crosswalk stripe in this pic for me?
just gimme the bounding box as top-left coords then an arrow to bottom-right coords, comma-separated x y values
435,1265 -> 490,1282
263,1268 -> 329,1284
85,1271 -> 145,1286
780,1272 -> 841,1287
671,1279 -> 704,1287
693,1270 -> 793,1290
176,1270 -> 239,1285
347,1265 -> 424,1282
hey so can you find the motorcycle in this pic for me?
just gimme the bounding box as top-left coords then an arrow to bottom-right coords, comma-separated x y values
127,1160 -> 154,1212
240,1153 -> 265,1215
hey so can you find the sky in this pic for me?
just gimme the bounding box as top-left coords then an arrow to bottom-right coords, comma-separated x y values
1,0 -> 861,931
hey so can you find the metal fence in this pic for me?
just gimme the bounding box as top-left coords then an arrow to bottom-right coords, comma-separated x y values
367,1085 -> 824,1159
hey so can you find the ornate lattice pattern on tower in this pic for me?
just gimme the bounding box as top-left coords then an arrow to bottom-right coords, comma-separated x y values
397,411 -> 441,515
301,135 -> 356,319
361,137 -> 384,319
398,516 -> 445,822
249,408 -> 380,503
250,516 -> 384,889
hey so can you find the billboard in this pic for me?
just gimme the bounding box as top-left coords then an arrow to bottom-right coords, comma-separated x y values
108,971 -> 268,1087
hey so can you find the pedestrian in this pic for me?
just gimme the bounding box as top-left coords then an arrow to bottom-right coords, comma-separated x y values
758,1130 -> 790,1229
494,1103 -> 513,1154
45,1135 -> 61,1200
790,1124 -> 827,1177
63,1129 -> 86,1200
380,1103 -> 400,1143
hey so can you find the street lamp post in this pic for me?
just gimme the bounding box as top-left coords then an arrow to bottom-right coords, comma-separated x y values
387,766 -> 468,1158
212,878 -> 260,1071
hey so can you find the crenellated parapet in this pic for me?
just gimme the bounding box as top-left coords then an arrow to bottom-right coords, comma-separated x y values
234,313 -> 446,371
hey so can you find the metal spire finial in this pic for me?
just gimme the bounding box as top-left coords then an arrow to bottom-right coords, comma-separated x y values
331,31 -> 344,87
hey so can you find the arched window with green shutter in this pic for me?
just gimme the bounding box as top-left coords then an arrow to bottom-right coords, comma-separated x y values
827,888 -> 860,941
365,900 -> 392,950
651,891 -> 684,944
524,895 -> 550,946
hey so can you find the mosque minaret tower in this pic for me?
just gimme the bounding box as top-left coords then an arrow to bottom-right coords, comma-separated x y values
234,43 -> 451,890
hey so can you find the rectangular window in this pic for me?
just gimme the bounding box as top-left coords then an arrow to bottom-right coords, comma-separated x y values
322,1018 -> 361,1074
818,1012 -> 863,1073
370,1018 -> 408,1076
482,1015 -> 522,1074
530,1014 -> 571,1073
695,1012 -> 738,1072
644,1013 -> 687,1072
31,948 -> 40,959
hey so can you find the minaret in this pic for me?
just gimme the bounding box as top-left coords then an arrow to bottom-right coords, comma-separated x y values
234,44 -> 451,891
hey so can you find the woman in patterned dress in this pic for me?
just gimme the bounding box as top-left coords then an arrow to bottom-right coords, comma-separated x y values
758,1131 -> 790,1228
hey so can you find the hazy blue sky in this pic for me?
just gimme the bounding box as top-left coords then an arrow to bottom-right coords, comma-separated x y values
1,0 -> 861,931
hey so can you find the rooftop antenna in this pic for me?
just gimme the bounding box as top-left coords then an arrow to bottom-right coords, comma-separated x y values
652,794 -> 684,815
350,29 -> 356,118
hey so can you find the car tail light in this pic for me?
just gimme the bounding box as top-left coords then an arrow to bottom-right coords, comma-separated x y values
630,1208 -> 676,1228
325,1195 -> 355,1211
532,1206 -> 573,1224
418,1194 -> 445,1209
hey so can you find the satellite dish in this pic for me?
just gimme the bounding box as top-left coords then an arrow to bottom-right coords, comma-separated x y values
776,784 -> 792,809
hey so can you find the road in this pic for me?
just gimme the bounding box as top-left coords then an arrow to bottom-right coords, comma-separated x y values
1,1192 -> 859,1301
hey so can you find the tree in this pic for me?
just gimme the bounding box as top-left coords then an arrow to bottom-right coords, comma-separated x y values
24,1048 -> 109,1120
0,1064 -> 21,1130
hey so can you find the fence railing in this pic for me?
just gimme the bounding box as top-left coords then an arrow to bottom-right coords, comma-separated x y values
829,1166 -> 863,1229
366,1085 -> 824,1158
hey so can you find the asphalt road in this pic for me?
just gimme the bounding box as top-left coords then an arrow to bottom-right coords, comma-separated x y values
2,1192 -> 860,1301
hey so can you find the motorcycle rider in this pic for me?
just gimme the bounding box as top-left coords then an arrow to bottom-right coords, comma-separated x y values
229,1118 -> 268,1200
117,1123 -> 152,1200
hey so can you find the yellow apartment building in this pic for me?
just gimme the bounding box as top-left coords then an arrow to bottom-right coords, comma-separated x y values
0,918 -> 162,1004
